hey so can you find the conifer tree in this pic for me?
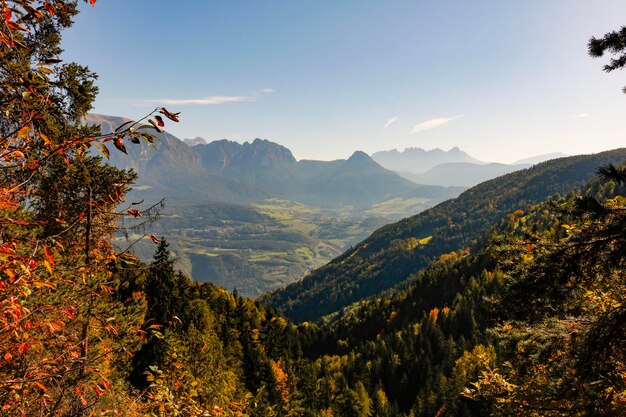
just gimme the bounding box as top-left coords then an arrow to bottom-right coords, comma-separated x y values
0,2 -> 179,413
589,25 -> 626,92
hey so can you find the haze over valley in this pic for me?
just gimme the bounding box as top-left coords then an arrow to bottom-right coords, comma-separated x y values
87,113 -> 571,295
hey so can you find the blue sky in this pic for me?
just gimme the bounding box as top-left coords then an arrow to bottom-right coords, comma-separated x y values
63,1 -> 626,162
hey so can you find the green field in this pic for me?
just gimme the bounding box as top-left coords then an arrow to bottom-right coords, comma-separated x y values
116,196 -> 441,296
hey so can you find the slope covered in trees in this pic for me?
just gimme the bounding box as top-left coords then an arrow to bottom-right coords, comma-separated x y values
264,149 -> 626,322
284,167 -> 626,416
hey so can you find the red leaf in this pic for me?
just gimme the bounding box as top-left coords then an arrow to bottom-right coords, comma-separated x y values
101,377 -> 111,390
154,115 -> 165,127
113,137 -> 127,154
126,208 -> 142,218
148,235 -> 162,244
43,246 -> 55,266
159,107 -> 180,122
148,119 -> 164,133
44,2 -> 56,15
18,343 -> 28,355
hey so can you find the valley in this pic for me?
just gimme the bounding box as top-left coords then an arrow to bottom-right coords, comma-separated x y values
90,114 -> 465,294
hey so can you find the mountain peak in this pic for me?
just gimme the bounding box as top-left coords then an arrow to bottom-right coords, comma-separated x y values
183,137 -> 207,146
338,150 -> 390,175
371,146 -> 483,174
347,150 -> 370,161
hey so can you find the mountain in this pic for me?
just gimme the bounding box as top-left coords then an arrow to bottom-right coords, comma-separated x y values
86,114 -> 464,295
399,161 -> 531,187
514,151 -> 567,165
371,146 -> 483,173
86,114 -> 437,208
294,151 -> 424,208
84,114 -> 259,203
183,136 -> 208,146
264,148 -> 626,322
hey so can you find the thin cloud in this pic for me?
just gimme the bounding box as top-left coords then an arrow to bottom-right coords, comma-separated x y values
260,88 -> 275,94
383,116 -> 399,131
132,95 -> 255,106
572,113 -> 590,118
412,116 -> 463,133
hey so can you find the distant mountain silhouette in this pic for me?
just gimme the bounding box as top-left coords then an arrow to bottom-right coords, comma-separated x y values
371,147 -> 483,173
85,114 -> 462,208
399,162 -> 531,187
183,137 -> 208,146
514,152 -> 567,165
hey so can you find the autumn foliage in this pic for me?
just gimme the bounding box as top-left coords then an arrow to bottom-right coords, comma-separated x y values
0,1 -> 179,414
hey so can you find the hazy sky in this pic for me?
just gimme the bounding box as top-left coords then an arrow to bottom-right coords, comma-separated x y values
63,1 -> 626,163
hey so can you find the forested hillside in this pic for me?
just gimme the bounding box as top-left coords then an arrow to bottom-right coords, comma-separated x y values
265,149 -> 626,322
291,167 -> 626,416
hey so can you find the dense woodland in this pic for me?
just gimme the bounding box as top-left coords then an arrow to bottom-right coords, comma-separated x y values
0,2 -> 625,416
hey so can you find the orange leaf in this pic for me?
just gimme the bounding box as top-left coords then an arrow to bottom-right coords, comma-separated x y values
4,352 -> 12,362
44,2 -> 56,15
75,387 -> 88,405
17,126 -> 30,139
34,381 -> 48,392
40,132 -> 51,146
18,343 -> 28,355
101,377 -> 111,390
5,269 -> 15,281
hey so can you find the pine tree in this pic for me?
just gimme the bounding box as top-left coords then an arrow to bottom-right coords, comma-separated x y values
589,25 -> 626,92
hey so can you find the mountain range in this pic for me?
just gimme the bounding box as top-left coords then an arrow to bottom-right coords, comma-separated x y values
86,114 -> 462,209
371,146 -> 567,187
371,146 -> 482,173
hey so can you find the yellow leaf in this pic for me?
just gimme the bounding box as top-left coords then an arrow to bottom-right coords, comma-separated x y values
419,236 -> 433,245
